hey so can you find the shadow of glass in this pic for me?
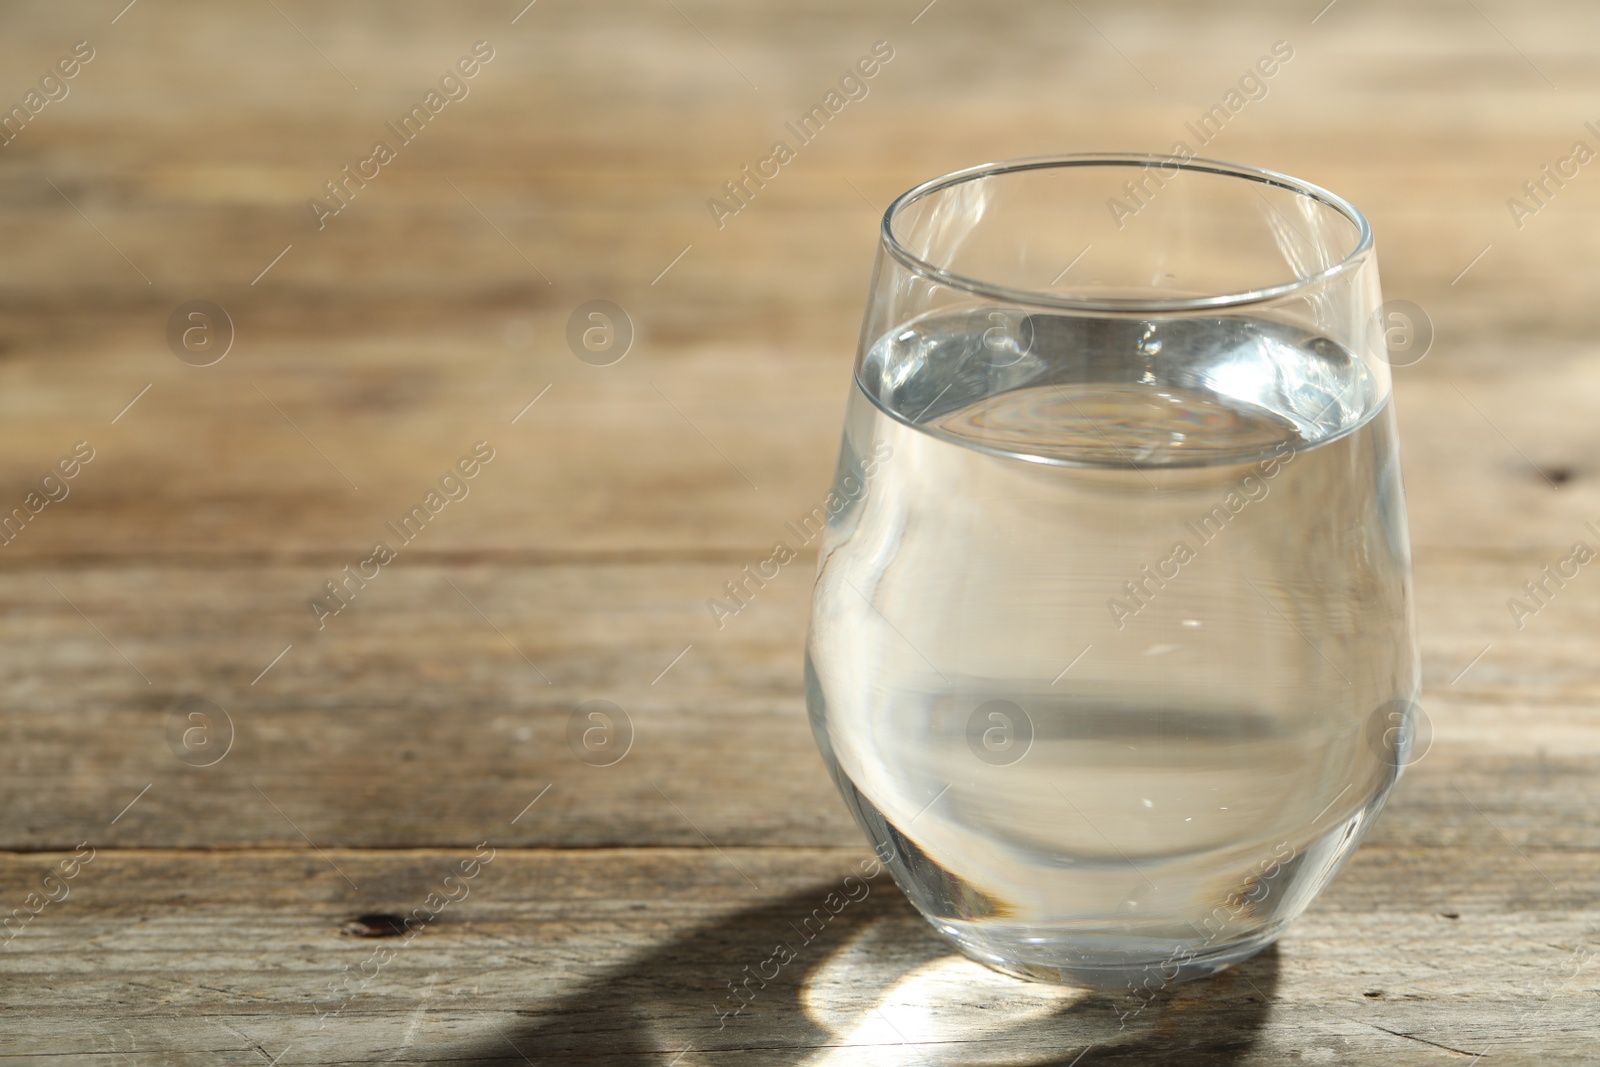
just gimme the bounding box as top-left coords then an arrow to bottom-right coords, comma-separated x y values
457,877 -> 1281,1066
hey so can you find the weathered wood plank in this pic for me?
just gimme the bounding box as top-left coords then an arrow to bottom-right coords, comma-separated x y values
0,351 -> 1595,563
0,845 -> 1593,1064
0,555 -> 1596,851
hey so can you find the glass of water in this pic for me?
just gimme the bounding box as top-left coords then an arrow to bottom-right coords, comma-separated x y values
805,155 -> 1418,989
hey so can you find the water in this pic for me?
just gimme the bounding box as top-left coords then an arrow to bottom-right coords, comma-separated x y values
805,310 -> 1418,988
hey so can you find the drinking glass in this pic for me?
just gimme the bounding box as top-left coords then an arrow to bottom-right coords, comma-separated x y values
805,155 -> 1418,989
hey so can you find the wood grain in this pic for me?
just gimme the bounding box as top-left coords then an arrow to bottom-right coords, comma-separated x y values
0,846 -> 1594,1064
0,0 -> 1596,1061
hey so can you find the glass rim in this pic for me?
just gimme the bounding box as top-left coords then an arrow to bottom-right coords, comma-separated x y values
880,153 -> 1375,314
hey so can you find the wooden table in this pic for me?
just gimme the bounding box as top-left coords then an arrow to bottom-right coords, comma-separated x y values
0,0 -> 1595,1062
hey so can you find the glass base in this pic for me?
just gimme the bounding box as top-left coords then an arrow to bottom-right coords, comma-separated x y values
807,654 -> 1400,997
811,725 -> 1391,996
932,918 -> 1282,991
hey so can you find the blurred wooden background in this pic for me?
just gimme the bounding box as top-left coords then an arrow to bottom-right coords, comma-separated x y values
0,0 -> 1596,1062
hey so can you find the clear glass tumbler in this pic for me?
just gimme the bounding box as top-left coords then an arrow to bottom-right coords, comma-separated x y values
805,155 -> 1419,989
